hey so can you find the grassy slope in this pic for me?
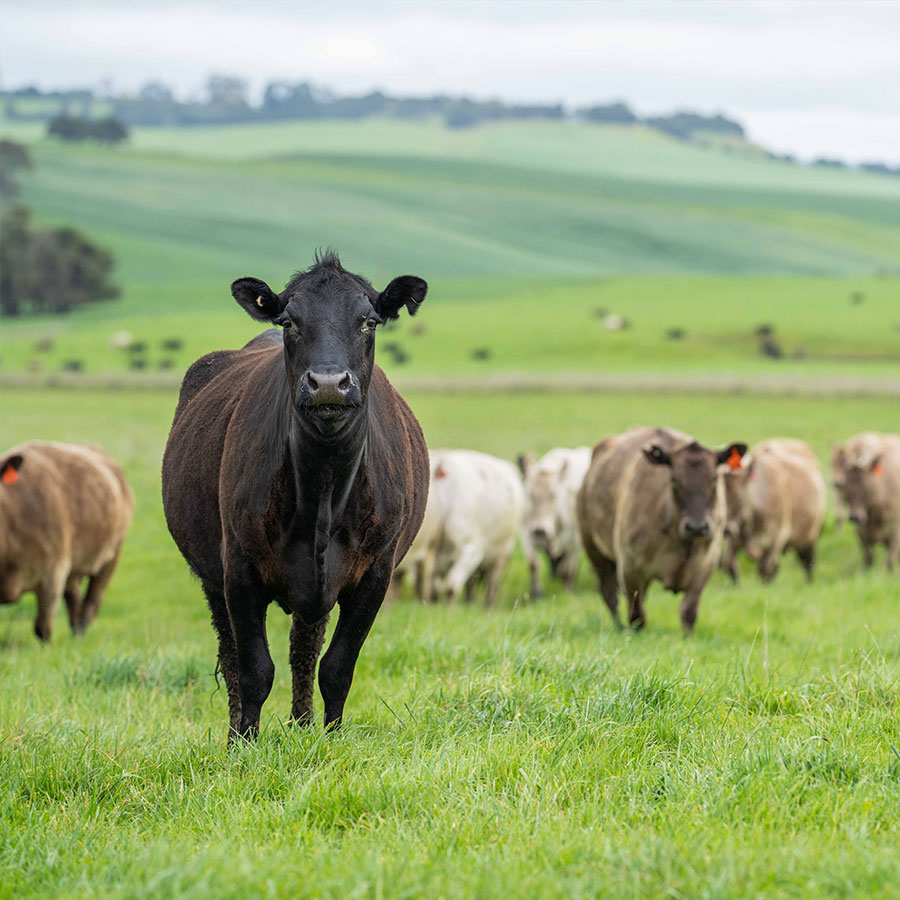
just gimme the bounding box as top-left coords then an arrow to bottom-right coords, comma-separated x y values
1,388 -> 899,899
1,118 -> 899,381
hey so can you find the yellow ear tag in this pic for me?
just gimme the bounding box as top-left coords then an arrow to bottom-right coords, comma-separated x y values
256,295 -> 265,308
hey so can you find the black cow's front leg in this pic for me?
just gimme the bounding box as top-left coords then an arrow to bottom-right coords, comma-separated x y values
318,559 -> 391,729
290,613 -> 329,724
224,555 -> 274,741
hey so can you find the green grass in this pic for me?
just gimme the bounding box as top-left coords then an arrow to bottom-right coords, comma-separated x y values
3,273 -> 899,382
1,387 -> 899,899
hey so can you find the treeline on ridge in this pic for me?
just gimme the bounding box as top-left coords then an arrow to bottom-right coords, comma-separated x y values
4,77 -> 744,141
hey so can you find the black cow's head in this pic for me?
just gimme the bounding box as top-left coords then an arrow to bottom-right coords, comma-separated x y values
643,439 -> 747,540
232,252 -> 426,436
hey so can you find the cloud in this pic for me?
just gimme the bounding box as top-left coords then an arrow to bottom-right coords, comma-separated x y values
1,0 -> 897,161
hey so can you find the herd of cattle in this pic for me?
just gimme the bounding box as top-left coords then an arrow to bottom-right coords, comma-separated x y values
1,429 -> 896,644
1,255 -> 897,740
395,430 -> 900,633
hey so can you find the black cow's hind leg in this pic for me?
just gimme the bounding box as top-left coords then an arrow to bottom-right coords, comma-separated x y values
223,557 -> 274,741
204,581 -> 242,738
290,613 -> 329,725
318,560 -> 391,729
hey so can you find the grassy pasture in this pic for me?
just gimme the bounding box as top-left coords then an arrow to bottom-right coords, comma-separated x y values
3,273 -> 900,382
1,386 -> 899,899
2,117 -> 898,384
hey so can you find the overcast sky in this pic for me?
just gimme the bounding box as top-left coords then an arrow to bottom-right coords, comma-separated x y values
1,0 -> 898,163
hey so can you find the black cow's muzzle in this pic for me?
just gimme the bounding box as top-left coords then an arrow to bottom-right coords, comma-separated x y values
296,369 -> 362,420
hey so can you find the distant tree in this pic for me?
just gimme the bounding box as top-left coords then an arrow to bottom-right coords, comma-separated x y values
47,114 -> 128,144
579,102 -> 637,124
206,74 -> 248,108
138,80 -> 174,104
0,139 -> 32,199
813,157 -> 846,169
859,161 -> 899,177
0,205 -> 31,315
0,205 -> 119,316
47,114 -> 89,140
93,117 -> 129,145
645,112 -> 744,141
26,225 -> 119,312
262,81 -> 322,118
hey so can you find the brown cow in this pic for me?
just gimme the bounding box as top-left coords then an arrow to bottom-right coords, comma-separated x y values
0,441 -> 133,641
832,432 -> 900,569
722,438 -> 825,583
577,427 -> 746,634
162,252 -> 429,741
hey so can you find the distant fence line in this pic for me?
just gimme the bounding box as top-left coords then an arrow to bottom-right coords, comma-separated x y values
2,371 -> 899,397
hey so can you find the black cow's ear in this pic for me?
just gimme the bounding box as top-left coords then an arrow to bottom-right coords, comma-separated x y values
376,275 -> 428,321
231,277 -> 286,322
716,443 -> 748,468
643,444 -> 671,466
1,454 -> 23,486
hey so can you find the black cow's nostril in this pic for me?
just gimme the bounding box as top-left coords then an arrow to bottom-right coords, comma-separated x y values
304,370 -> 354,406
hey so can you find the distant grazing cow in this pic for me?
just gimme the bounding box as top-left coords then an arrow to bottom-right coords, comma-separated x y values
832,432 -> 900,569
423,449 -> 524,605
519,446 -> 592,596
722,438 -> 825,583
0,441 -> 133,641
577,427 -> 746,633
162,252 -> 429,740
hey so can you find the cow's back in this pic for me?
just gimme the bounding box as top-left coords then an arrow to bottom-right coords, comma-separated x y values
435,449 -> 524,554
162,338 -> 282,585
746,440 -> 824,551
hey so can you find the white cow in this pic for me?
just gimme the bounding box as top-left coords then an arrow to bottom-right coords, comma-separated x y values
407,449 -> 524,605
519,447 -> 592,596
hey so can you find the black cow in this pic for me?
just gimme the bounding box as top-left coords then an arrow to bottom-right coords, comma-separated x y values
162,252 -> 429,741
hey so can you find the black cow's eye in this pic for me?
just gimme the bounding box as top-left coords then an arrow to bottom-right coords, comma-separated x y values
361,317 -> 377,334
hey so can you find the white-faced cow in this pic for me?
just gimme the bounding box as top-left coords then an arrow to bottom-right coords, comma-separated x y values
832,432 -> 900,570
0,441 -> 133,641
519,446 -> 592,596
162,252 -> 429,741
577,427 -> 746,634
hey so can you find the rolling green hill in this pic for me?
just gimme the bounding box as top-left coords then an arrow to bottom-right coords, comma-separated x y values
1,117 -> 898,379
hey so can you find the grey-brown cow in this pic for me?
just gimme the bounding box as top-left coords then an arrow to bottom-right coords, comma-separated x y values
832,432 -> 900,569
577,427 -> 746,634
0,441 -> 134,641
721,438 -> 825,583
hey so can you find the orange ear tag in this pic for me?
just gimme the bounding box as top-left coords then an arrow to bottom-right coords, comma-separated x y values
436,466 -> 446,479
727,448 -> 743,471
1,466 -> 18,485
873,462 -> 884,476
